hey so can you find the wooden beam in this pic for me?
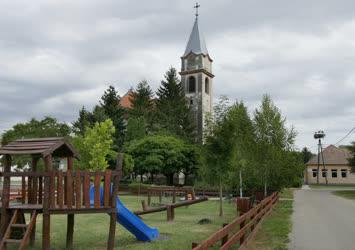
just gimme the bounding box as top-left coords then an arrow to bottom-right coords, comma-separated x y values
0,154 -> 11,238
66,214 -> 74,249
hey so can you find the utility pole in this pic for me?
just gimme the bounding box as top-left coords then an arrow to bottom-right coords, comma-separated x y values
314,131 -> 327,185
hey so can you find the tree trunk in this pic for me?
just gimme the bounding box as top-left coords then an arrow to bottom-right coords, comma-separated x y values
184,173 -> 188,185
264,181 -> 267,197
239,170 -> 243,198
219,181 -> 223,216
151,173 -> 154,183
140,174 -> 143,183
166,174 -> 174,186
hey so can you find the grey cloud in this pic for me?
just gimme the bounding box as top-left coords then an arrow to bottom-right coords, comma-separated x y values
1,0 -> 355,151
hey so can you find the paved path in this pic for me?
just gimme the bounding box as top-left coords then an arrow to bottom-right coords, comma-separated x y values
290,188 -> 355,250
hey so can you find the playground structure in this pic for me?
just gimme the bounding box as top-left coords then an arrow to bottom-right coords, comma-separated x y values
0,138 -> 159,250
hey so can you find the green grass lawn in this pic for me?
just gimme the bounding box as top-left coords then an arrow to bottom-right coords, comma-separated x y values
20,195 -> 236,250
250,189 -> 294,250
332,190 -> 355,200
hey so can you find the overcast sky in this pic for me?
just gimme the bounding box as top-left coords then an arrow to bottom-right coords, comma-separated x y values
1,0 -> 355,151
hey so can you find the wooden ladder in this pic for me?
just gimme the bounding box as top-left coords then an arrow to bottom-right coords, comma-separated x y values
0,209 -> 38,250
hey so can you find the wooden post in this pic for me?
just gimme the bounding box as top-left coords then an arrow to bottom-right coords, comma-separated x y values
167,205 -> 174,221
221,223 -> 229,246
66,214 -> 74,249
107,153 -> 122,250
30,156 -> 39,247
147,191 -> 151,206
141,200 -> 148,211
159,191 -> 162,204
240,219 -> 245,245
172,189 -> 176,203
43,154 -> 52,250
0,155 -> 11,238
31,157 -> 39,204
192,242 -> 199,248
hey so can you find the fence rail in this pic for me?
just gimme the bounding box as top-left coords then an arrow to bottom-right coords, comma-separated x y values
192,192 -> 278,250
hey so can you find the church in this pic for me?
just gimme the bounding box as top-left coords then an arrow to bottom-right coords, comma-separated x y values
120,6 -> 214,142
179,6 -> 214,142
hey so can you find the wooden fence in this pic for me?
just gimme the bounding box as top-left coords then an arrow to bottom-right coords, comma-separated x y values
1,170 -> 120,212
192,192 -> 278,250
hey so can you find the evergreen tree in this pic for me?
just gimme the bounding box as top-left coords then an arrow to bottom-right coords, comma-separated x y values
155,67 -> 195,141
100,86 -> 126,149
130,80 -> 154,120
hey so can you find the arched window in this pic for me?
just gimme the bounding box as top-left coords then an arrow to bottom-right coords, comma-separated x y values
205,78 -> 209,94
188,76 -> 196,93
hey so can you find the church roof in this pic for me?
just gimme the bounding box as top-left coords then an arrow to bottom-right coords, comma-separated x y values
119,90 -> 134,109
183,18 -> 209,57
306,145 -> 352,165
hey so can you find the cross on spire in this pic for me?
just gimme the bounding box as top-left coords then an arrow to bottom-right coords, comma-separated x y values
194,2 -> 200,18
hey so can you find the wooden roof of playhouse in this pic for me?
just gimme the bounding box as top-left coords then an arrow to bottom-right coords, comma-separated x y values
0,137 -> 79,159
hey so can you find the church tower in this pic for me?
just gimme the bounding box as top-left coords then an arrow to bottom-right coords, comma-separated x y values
180,5 -> 214,142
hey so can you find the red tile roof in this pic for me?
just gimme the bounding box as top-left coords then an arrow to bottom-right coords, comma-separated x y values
307,145 -> 352,165
119,90 -> 134,109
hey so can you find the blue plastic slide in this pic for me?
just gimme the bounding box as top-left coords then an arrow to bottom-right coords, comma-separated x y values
89,186 -> 159,241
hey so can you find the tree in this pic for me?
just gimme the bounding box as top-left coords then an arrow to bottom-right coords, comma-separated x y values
126,135 -> 198,185
125,117 -> 146,142
1,117 -> 71,169
100,86 -> 126,148
223,101 -> 256,197
253,95 -> 297,194
155,67 -> 196,141
301,147 -> 313,164
130,80 -> 154,121
201,97 -> 237,216
72,119 -> 116,170
348,142 -> 355,172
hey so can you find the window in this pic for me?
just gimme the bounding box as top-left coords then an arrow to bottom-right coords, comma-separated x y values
190,99 -> 193,105
188,76 -> 196,93
331,169 -> 337,178
322,169 -> 327,178
341,169 -> 347,178
312,169 -> 317,178
205,78 -> 209,94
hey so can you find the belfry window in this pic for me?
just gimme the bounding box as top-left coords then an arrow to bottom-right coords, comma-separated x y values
188,76 -> 196,93
205,78 -> 209,94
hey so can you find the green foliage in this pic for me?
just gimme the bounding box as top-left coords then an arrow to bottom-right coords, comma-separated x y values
126,135 -> 199,185
122,153 -> 134,176
130,80 -> 154,122
301,147 -> 313,164
1,117 -> 70,145
125,117 -> 146,142
72,119 -> 115,170
348,142 -> 355,172
155,67 -> 196,142
100,86 -> 126,148
253,95 -> 301,191
73,86 -> 126,150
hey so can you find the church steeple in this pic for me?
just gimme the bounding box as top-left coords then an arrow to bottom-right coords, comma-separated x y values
180,3 -> 214,143
183,18 -> 209,57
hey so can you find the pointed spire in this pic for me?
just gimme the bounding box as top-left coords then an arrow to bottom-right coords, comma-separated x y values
183,10 -> 209,57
